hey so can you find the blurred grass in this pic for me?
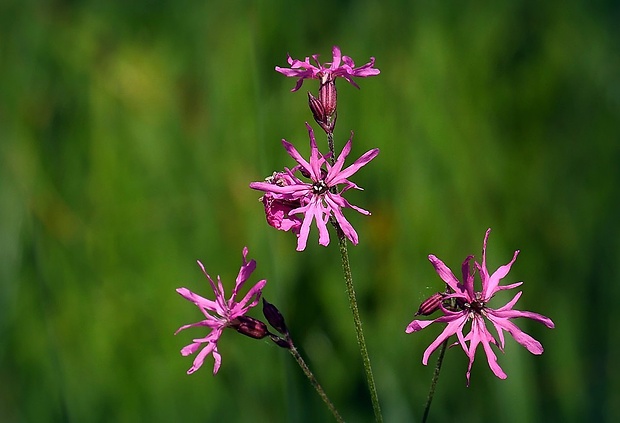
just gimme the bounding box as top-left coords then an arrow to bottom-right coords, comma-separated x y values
1,0 -> 619,422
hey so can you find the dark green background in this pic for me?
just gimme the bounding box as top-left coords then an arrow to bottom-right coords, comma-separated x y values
2,0 -> 619,421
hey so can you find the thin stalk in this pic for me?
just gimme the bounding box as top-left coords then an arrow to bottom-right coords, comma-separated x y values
325,127 -> 382,422
288,340 -> 345,423
327,131 -> 335,162
338,235 -> 383,423
422,339 -> 448,423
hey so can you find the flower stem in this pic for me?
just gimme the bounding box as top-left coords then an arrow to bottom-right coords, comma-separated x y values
288,339 -> 345,423
325,127 -> 382,422
422,338 -> 448,423
327,131 -> 335,162
338,235 -> 383,423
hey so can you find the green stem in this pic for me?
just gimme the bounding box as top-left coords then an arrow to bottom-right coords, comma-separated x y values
327,131 -> 335,163
325,127 -> 381,422
338,235 -> 383,423
422,338 -> 448,423
288,339 -> 345,423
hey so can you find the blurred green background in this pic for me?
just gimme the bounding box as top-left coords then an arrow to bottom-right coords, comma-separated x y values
1,0 -> 619,422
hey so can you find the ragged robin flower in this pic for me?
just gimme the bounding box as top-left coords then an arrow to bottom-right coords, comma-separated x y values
175,247 -> 267,374
250,123 -> 379,251
276,46 -> 380,133
405,229 -> 555,385
276,45 -> 380,92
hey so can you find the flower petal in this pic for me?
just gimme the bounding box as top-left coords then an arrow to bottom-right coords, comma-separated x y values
421,314 -> 468,365
231,279 -> 267,317
328,146 -> 379,185
232,250 -> 257,298
176,287 -> 219,312
428,255 -> 466,294
486,314 -> 545,355
282,139 -> 314,176
466,316 -> 506,384
295,204 -> 315,251
186,342 -> 215,375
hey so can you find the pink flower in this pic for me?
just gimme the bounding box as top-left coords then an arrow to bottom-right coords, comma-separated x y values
175,247 -> 267,375
276,46 -> 380,92
405,229 -> 555,385
250,123 -> 379,251
257,172 -> 303,235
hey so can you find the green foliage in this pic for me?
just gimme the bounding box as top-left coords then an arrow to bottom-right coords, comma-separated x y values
1,0 -> 619,422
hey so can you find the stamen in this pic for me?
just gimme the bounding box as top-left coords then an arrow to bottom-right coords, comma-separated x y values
312,180 -> 328,194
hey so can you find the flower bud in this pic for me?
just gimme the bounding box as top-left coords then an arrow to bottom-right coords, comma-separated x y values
415,292 -> 444,316
262,298 -> 288,335
318,75 -> 337,118
308,92 -> 326,123
231,316 -> 269,339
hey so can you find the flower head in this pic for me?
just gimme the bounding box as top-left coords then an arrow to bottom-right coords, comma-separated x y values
250,123 -> 379,251
276,46 -> 380,92
405,229 -> 555,385
175,247 -> 267,375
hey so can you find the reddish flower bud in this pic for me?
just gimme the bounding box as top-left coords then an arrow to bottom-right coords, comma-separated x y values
318,74 -> 337,118
262,298 -> 289,335
308,91 -> 335,134
415,292 -> 444,316
308,92 -> 326,123
231,316 -> 269,339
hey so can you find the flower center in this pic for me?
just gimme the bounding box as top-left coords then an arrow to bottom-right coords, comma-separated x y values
469,300 -> 486,313
312,180 -> 328,195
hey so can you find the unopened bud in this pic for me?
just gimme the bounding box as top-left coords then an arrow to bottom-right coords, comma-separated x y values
308,92 -> 334,134
308,92 -> 326,123
415,292 -> 444,316
318,76 -> 337,118
231,316 -> 269,339
262,298 -> 288,335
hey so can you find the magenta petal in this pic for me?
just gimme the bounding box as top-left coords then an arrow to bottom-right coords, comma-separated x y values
330,45 -> 342,69
488,315 -> 545,355
428,255 -> 463,293
328,147 -> 379,185
328,137 -> 353,176
484,249 -> 520,299
250,181 -> 307,195
233,279 -> 267,315
466,317 -> 507,384
313,205 -> 331,247
176,287 -> 219,311
328,204 -> 359,245
175,319 -> 219,335
421,314 -> 467,365
296,208 -> 314,251
481,338 -> 507,380
211,348 -> 222,374
180,341 -> 202,357
233,259 -> 256,297
186,342 -> 215,374
306,124 -> 324,180
461,255 -> 476,298
405,319 -> 434,333
282,139 -> 314,175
